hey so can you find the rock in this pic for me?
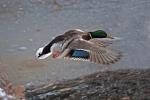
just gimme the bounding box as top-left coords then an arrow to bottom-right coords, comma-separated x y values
25,69 -> 150,100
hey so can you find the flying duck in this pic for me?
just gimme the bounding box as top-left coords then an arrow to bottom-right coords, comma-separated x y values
36,29 -> 122,64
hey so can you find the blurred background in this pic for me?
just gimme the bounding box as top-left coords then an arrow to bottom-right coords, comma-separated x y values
0,0 -> 150,85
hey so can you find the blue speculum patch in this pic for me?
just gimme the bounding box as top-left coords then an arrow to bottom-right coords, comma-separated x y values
70,50 -> 89,59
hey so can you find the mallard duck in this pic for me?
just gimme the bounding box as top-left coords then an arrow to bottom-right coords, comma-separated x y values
36,29 -> 122,64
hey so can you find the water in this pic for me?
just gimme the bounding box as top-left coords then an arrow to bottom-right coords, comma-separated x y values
0,0 -> 150,85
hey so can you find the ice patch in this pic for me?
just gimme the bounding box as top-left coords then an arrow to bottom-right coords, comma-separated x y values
18,46 -> 27,51
28,38 -> 33,42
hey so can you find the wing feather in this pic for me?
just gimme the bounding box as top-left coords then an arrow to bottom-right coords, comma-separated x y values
67,39 -> 121,64
89,39 -> 109,47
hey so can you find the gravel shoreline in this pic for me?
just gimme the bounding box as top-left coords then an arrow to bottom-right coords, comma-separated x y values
25,69 -> 150,100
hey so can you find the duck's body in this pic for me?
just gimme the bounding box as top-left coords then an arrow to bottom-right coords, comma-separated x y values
36,29 -> 122,64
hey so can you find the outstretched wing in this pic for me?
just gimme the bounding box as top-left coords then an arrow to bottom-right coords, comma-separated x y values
65,39 -> 122,64
89,39 -> 112,47
63,29 -> 92,40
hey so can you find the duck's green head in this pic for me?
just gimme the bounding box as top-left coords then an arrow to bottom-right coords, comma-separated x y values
89,30 -> 113,39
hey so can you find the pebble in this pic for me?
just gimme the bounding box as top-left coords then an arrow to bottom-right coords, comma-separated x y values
0,88 -> 6,97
